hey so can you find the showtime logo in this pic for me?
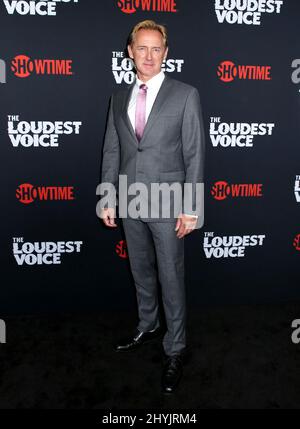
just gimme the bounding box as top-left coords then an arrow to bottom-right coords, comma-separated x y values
293,234 -> 300,251
116,240 -> 128,258
13,237 -> 83,265
8,115 -> 82,147
217,60 -> 271,82
3,0 -> 79,16
16,183 -> 75,204
210,117 -> 275,147
211,181 -> 263,200
117,0 -> 177,14
215,0 -> 283,26
203,231 -> 266,258
11,54 -> 73,77
112,51 -> 184,84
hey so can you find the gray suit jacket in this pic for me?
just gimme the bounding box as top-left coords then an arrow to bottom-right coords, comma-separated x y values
101,74 -> 205,225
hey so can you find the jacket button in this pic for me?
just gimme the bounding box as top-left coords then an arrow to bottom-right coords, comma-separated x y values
137,148 -> 143,152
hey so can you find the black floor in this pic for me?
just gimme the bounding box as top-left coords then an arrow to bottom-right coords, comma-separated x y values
1,301 -> 300,409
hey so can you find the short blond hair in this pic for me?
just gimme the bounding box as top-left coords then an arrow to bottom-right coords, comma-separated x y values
128,20 -> 168,47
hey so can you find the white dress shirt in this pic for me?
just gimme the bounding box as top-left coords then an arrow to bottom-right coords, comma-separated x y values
127,70 -> 165,130
127,71 -> 198,220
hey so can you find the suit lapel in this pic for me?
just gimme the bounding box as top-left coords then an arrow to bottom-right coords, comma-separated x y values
122,82 -> 137,143
141,75 -> 172,142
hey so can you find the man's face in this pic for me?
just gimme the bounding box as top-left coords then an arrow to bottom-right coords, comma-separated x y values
128,29 -> 168,82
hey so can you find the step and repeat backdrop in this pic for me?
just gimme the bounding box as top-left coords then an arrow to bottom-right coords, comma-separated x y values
1,0 -> 299,314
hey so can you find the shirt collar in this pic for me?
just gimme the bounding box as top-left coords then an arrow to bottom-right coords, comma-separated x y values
135,70 -> 165,90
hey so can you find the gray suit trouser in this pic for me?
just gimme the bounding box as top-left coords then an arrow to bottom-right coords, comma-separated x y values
121,218 -> 186,357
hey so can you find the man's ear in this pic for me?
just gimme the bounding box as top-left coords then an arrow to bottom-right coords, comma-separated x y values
127,44 -> 133,59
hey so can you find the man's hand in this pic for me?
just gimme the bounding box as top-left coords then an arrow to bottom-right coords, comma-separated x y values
175,214 -> 198,239
101,208 -> 117,228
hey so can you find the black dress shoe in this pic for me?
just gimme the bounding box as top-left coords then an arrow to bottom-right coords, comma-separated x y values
113,327 -> 162,352
161,354 -> 183,393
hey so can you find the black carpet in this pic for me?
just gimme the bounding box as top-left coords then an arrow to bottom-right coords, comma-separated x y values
1,302 -> 300,409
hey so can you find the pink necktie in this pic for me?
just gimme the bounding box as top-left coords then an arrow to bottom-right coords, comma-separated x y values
135,83 -> 148,142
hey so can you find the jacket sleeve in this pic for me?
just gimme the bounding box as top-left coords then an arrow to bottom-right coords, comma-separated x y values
100,94 -> 120,208
181,87 -> 205,225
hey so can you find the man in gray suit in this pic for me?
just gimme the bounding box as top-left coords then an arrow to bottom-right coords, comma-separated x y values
100,20 -> 205,393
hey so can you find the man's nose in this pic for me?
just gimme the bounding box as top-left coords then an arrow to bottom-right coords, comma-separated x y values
146,49 -> 153,60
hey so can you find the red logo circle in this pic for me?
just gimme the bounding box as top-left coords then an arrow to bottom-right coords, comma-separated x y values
117,0 -> 138,14
116,240 -> 128,258
11,55 -> 34,78
16,183 -> 36,204
211,181 -> 230,200
293,234 -> 300,251
217,61 -> 237,82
